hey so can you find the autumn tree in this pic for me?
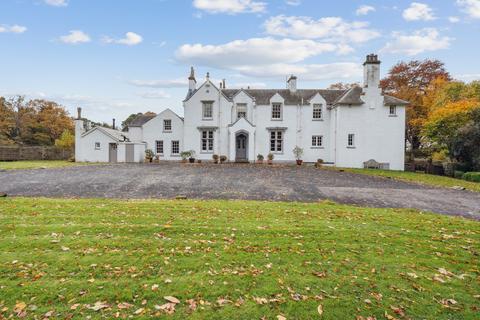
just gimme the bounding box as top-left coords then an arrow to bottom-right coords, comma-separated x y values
55,129 -> 75,149
380,59 -> 451,159
328,82 -> 360,90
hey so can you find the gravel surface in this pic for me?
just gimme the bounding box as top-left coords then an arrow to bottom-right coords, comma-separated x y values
1,163 -> 479,219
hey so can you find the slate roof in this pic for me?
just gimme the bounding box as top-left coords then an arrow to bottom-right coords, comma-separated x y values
383,95 -> 409,106
222,89 -> 348,105
334,86 -> 364,105
81,126 -> 129,142
129,114 -> 157,127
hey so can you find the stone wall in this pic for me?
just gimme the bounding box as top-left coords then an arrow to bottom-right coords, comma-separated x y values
0,146 -> 73,161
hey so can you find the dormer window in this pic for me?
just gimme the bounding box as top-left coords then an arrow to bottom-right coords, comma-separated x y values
236,104 -> 247,119
271,103 -> 282,120
389,105 -> 397,116
313,104 -> 323,120
202,101 -> 213,119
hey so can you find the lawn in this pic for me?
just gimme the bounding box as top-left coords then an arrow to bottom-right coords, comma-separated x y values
0,160 -> 92,170
332,167 -> 480,193
0,198 -> 479,319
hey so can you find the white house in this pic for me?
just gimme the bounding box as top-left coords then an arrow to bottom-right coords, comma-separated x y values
75,54 -> 408,170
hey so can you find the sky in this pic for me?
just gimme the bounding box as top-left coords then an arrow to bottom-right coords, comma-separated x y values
1,0 -> 480,123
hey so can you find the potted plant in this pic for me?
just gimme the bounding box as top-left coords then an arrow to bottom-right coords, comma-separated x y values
293,146 -> 304,165
180,151 -> 191,163
219,155 -> 227,164
153,154 -> 160,164
145,149 -> 154,163
257,154 -> 264,164
188,150 -> 196,163
315,158 -> 324,168
267,152 -> 274,165
212,154 -> 219,164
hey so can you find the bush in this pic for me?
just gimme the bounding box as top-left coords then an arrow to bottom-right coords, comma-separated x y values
432,149 -> 448,162
454,170 -> 465,179
219,155 -> 227,163
462,172 -> 480,182
180,151 -> 191,160
212,154 -> 219,161
145,149 -> 154,159
257,154 -> 264,161
267,153 -> 274,161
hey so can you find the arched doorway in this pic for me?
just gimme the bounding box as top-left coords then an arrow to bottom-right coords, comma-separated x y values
235,132 -> 248,162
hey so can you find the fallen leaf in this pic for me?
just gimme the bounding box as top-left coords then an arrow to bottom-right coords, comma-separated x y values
164,296 -> 180,304
277,315 -> 287,320
70,304 -> 80,310
87,301 -> 109,311
117,302 -> 133,309
134,308 -> 144,315
318,304 -> 323,315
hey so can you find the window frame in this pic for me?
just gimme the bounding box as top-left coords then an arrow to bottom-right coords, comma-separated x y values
171,140 -> 180,155
94,142 -> 101,150
347,133 -> 355,148
236,103 -> 247,120
155,140 -> 164,155
269,130 -> 283,153
389,105 -> 397,116
201,130 -> 214,153
202,101 -> 213,120
312,104 -> 323,120
271,103 -> 282,120
163,119 -> 172,132
311,135 -> 323,148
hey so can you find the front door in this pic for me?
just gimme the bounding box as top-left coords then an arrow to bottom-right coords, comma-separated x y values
109,143 -> 117,163
125,144 -> 134,163
236,133 -> 247,161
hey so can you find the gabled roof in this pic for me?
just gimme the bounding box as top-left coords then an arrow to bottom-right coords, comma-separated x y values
221,89 -> 348,105
81,126 -> 129,142
384,95 -> 409,106
333,86 -> 364,105
129,114 -> 157,127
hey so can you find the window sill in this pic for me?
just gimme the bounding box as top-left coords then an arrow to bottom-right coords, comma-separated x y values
202,118 -> 213,121
163,130 -> 172,133
346,146 -> 356,149
312,119 -> 324,121
388,115 -> 398,117
95,148 -> 101,150
270,151 -> 283,154
170,154 -> 180,157
311,146 -> 324,149
200,151 -> 214,154
271,119 -> 283,121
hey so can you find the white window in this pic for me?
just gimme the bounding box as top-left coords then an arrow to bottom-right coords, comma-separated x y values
201,130 -> 214,152
312,135 -> 323,147
156,140 -> 163,154
347,134 -> 355,147
236,104 -> 247,119
95,142 -> 100,150
202,101 -> 213,119
389,105 -> 397,116
163,119 -> 172,132
270,131 -> 283,152
271,103 -> 282,120
313,104 -> 323,120
171,140 -> 179,155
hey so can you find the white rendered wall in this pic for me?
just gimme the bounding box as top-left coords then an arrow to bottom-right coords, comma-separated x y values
77,129 -> 116,162
142,109 -> 184,160
128,127 -> 143,142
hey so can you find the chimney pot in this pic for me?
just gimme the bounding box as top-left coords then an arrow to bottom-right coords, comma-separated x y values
112,118 -> 116,130
77,107 -> 82,119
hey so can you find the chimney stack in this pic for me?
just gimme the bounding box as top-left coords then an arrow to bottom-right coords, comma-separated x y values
222,79 -> 226,89
188,66 -> 196,92
287,75 -> 297,93
112,118 -> 116,130
77,107 -> 82,119
363,54 -> 381,88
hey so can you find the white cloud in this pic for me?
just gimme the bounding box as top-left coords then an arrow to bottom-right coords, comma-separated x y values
286,0 -> 301,6
129,79 -> 188,88
59,30 -> 91,44
45,0 -> 68,6
456,73 -> 480,81
137,90 -> 171,99
457,0 -> 480,18
176,37 -> 339,69
263,15 -> 380,44
356,5 -> 375,16
103,32 -> 143,46
381,28 -> 452,56
192,0 -> 266,14
0,24 -> 27,34
449,16 -> 460,23
403,2 -> 436,21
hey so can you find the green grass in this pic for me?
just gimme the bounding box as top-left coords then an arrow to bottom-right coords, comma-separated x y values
0,198 -> 479,319
332,168 -> 480,193
0,160 -> 92,170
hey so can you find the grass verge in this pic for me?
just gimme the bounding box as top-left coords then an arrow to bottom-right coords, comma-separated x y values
0,160 -> 93,170
331,167 -> 480,193
0,197 -> 478,319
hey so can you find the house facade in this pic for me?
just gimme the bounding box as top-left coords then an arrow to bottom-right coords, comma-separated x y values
75,54 -> 408,170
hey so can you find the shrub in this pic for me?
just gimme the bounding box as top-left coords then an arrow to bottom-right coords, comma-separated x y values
145,149 -> 154,159
432,149 -> 448,162
292,146 -> 304,160
219,155 -> 227,163
267,153 -> 274,161
454,170 -> 465,179
180,151 -> 191,160
212,154 -> 219,163
462,172 -> 480,182
257,154 -> 264,161
189,150 -> 196,159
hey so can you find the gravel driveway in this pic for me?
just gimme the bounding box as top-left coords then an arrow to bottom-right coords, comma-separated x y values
1,163 -> 479,219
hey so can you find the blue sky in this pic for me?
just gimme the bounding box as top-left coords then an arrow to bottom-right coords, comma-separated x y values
1,0 -> 480,123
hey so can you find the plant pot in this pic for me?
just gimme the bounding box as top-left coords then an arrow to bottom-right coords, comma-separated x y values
197,159 -> 202,164
145,158 -> 153,163
214,160 -> 218,164
153,159 -> 160,164
181,159 -> 187,163
267,160 -> 273,165
189,158 -> 195,163
256,160 -> 263,164
296,160 -> 303,165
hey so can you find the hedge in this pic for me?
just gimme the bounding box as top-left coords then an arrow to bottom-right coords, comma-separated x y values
462,172 -> 480,183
